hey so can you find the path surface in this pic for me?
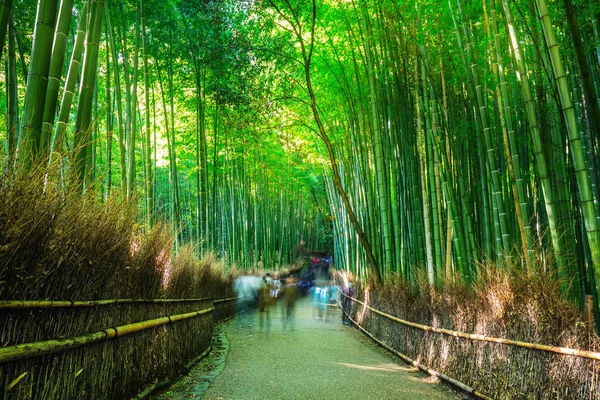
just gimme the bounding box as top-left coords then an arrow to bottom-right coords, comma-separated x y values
157,300 -> 458,400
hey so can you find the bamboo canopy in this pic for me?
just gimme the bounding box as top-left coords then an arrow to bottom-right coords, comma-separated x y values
342,292 -> 600,361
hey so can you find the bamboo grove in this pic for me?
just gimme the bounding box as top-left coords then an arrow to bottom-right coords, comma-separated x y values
0,0 -> 331,271
262,0 -> 600,315
2,0 -> 600,316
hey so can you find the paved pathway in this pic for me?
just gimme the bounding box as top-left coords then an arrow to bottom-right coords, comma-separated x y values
156,300 -> 458,400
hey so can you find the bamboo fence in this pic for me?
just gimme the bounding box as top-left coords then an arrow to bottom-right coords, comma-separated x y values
0,297 -> 213,310
341,292 -> 600,360
0,296 -> 237,399
336,298 -> 492,400
339,289 -> 600,399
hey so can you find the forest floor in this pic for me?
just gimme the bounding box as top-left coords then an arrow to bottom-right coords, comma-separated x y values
153,300 -> 459,400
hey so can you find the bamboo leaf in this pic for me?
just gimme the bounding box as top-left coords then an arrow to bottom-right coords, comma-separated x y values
75,368 -> 84,377
7,372 -> 28,391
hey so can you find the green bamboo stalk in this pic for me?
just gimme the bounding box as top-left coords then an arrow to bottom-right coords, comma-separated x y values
141,0 -> 152,227
19,0 -> 59,165
360,1 -> 392,276
128,6 -> 141,199
73,0 -> 105,186
535,0 -> 600,305
105,33 -> 113,197
500,0 -> 575,295
52,1 -> 89,160
0,0 -> 13,62
106,9 -> 127,196
488,0 -> 533,269
6,9 -> 17,165
563,0 -> 600,144
40,0 -> 75,157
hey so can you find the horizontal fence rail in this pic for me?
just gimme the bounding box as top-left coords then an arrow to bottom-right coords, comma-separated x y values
213,296 -> 238,304
342,292 -> 600,360
0,307 -> 214,364
0,297 -> 213,309
336,298 -> 492,400
0,295 -> 237,399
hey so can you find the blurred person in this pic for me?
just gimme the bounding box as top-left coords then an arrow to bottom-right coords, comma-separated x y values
341,282 -> 354,325
281,275 -> 298,330
258,273 -> 273,333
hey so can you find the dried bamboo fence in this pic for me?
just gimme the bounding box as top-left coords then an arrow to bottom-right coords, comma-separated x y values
340,290 -> 600,399
0,296 -> 237,399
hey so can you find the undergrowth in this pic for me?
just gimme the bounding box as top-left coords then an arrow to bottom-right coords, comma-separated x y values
0,165 -> 234,300
348,260 -> 599,399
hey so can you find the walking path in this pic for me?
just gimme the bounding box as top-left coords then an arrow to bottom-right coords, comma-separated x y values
156,300 -> 458,400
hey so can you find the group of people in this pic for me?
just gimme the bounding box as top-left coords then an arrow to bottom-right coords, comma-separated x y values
249,269 -> 356,332
257,273 -> 298,332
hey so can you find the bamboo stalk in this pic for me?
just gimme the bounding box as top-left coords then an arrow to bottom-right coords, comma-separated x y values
342,291 -> 600,361
213,296 -> 238,304
0,307 -> 214,364
0,297 -> 214,310
337,299 -> 492,400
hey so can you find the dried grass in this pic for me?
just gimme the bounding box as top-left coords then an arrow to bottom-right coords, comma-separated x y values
348,261 -> 600,399
0,166 -> 235,399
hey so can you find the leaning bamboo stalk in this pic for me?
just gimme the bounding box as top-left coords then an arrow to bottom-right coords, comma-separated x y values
0,307 -> 214,364
342,292 -> 600,361
0,296 -> 213,310
337,299 -> 492,400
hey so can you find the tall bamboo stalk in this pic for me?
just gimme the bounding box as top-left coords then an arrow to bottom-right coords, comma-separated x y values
40,0 -> 74,157
53,1 -> 89,160
73,0 -> 105,186
535,0 -> 600,304
19,0 -> 59,165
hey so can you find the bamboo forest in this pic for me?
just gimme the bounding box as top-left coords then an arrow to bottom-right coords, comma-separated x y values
1,0 -> 600,398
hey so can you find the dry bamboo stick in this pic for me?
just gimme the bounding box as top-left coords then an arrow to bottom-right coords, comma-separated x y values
213,296 -> 239,304
0,307 -> 214,364
342,292 -> 600,361
0,297 -> 214,310
336,299 -> 493,400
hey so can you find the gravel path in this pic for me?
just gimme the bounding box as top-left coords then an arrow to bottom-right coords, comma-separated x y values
156,300 -> 459,400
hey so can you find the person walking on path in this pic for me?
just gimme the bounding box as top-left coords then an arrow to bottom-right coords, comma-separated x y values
258,273 -> 273,333
281,275 -> 298,330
